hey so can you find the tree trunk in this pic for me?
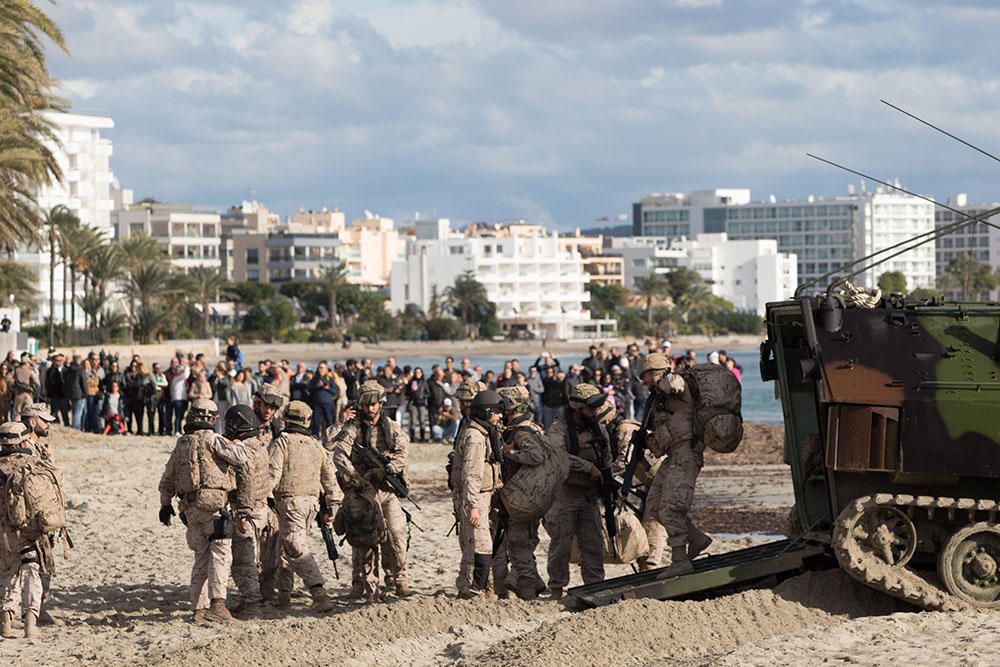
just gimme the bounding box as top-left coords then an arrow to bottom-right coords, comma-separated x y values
48,229 -> 55,345
202,297 -> 210,338
646,295 -> 653,328
61,256 -> 67,325
69,266 -> 76,329
328,291 -> 337,333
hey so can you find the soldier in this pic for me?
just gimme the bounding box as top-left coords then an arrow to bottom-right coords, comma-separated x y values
225,405 -> 268,618
11,356 -> 39,421
268,400 -> 338,613
325,380 -> 411,600
647,363 -> 712,578
448,380 -> 484,596
496,386 -> 548,600
158,398 -> 250,623
253,383 -> 285,447
544,383 -> 615,598
450,390 -> 503,599
250,382 -> 284,600
18,403 -> 65,628
0,421 -> 44,638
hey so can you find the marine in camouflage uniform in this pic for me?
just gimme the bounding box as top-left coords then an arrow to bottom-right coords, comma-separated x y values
159,399 -> 250,623
251,383 -> 284,600
544,384 -> 615,596
224,405 -> 271,618
268,401 -> 339,613
646,367 -> 712,577
0,421 -> 46,638
18,403 -> 65,629
449,380 -> 485,596
11,360 -> 39,422
325,380 -> 411,600
496,386 -> 548,600
450,390 -> 504,599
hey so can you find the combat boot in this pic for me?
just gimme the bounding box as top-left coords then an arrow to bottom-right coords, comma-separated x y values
23,611 -> 39,639
547,587 -> 563,600
274,590 -> 292,608
192,609 -> 207,623
235,602 -> 261,620
1,610 -> 15,638
337,589 -> 366,601
395,581 -> 414,598
38,608 -> 64,627
657,547 -> 694,579
687,526 -> 713,560
308,585 -> 335,613
205,598 -> 234,623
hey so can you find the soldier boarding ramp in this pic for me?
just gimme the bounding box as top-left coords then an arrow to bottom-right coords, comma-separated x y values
568,539 -> 832,608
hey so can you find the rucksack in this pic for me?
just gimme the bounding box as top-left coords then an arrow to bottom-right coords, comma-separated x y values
499,425 -> 569,523
570,508 -> 649,565
678,363 -> 743,453
4,458 -> 66,541
333,487 -> 385,549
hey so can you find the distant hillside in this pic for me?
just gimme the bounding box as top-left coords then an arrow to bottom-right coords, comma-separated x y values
579,223 -> 632,237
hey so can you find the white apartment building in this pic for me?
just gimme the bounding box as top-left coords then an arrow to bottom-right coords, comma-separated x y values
633,185 -> 935,291
115,197 -> 222,273
390,221 -> 617,340
22,112 -> 115,325
610,234 -> 797,315
934,194 -> 1000,299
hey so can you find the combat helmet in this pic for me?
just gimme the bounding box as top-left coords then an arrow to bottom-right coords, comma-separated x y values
358,380 -> 386,405
284,400 -> 313,427
497,385 -> 531,413
454,380 -> 486,402
187,398 -> 219,426
224,404 -> 260,440
469,390 -> 503,421
636,352 -> 670,378
254,382 -> 284,408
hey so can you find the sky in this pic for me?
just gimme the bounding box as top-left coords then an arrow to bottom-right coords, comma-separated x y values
47,0 -> 1000,229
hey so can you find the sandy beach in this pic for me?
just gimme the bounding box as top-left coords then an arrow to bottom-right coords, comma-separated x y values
1,423 -> 996,666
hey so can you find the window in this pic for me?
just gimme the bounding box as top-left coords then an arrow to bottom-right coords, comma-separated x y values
247,269 -> 259,282
246,248 -> 258,264
449,246 -> 464,255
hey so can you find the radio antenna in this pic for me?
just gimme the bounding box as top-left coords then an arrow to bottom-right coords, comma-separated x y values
881,99 -> 1000,165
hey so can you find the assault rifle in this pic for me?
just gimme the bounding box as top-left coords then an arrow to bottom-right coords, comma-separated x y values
589,420 -> 619,561
353,437 -> 422,511
619,392 -> 656,518
317,494 -> 340,579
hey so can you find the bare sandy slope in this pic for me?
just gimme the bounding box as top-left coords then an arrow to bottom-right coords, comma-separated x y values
0,425 -> 995,666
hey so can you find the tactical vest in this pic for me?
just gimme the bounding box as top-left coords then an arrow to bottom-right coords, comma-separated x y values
349,416 -> 397,474
457,421 -> 501,493
171,429 -> 236,497
273,431 -> 326,498
235,437 -> 271,510
3,455 -> 66,541
564,419 -> 608,487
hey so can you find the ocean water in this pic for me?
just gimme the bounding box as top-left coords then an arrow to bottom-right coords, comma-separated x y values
380,346 -> 783,425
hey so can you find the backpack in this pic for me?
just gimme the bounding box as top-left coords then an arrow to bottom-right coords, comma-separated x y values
677,363 -> 743,453
4,458 -> 66,541
333,487 -> 385,549
499,425 -> 570,523
570,508 -> 649,565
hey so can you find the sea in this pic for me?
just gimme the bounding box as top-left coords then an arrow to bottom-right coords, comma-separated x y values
381,347 -> 782,424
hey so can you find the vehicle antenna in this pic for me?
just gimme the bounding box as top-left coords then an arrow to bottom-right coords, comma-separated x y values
881,99 -> 1000,165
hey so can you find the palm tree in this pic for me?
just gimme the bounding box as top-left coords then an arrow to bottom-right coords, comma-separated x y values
446,271 -> 491,337
61,223 -> 102,328
664,268 -> 712,325
119,234 -> 166,334
0,260 -> 38,316
80,243 -> 122,329
634,274 -> 669,329
124,263 -> 173,343
179,266 -> 229,337
43,205 -> 76,342
315,262 -> 348,332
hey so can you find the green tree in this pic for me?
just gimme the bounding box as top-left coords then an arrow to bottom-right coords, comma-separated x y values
877,270 -> 907,294
241,297 -> 297,340
43,205 -> 76,342
119,233 -> 165,336
80,242 -> 122,329
179,266 -> 229,337
907,287 -> 941,302
60,222 -> 102,328
664,267 -> 712,328
230,281 -> 276,308
0,260 -> 38,316
587,283 -> 631,319
315,262 -> 348,332
633,274 -> 669,328
123,263 -> 173,343
940,254 -> 998,300
446,271 -> 492,338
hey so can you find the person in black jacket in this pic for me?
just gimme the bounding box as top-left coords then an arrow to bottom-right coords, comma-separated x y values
64,355 -> 87,430
406,366 -> 430,442
308,361 -> 338,436
44,354 -> 69,426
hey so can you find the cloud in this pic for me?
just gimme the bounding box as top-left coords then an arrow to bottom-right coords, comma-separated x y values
42,0 -> 1000,228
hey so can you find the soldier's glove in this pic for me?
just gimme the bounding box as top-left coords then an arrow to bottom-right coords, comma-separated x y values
341,472 -> 364,491
159,504 -> 175,526
365,468 -> 385,485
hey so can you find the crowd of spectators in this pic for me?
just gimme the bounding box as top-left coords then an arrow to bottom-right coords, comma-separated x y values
0,335 -> 742,440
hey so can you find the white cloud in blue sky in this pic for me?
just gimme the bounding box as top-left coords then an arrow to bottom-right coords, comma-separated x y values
48,0 -> 1000,227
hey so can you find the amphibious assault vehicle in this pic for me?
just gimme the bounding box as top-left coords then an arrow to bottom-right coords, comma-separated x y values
570,292 -> 1000,610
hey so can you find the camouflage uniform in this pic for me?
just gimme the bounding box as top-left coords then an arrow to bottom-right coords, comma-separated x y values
0,422 -> 45,637
497,409 -> 548,599
231,434 -> 276,612
448,380 -> 485,595
11,364 -> 38,422
326,410 -> 410,598
252,383 -> 284,600
450,418 -> 502,597
269,401 -> 340,612
646,372 -> 706,573
613,417 -> 667,570
544,386 -> 614,592
159,402 -> 250,619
